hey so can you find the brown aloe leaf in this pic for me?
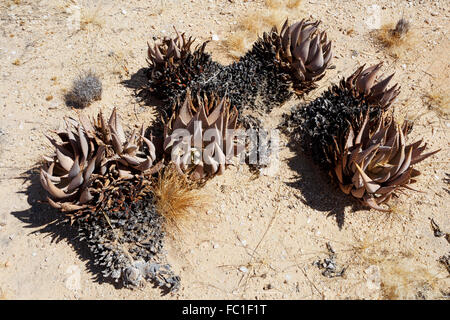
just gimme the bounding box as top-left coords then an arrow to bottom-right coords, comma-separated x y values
263,18 -> 333,96
39,108 -> 162,220
330,113 -> 439,212
164,92 -> 242,181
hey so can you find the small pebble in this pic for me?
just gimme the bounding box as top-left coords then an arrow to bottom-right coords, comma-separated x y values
211,34 -> 219,41
239,266 -> 248,273
263,283 -> 273,290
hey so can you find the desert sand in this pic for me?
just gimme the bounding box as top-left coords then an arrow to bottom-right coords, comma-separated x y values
0,0 -> 449,299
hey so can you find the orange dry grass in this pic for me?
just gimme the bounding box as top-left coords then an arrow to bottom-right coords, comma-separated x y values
225,10 -> 286,59
152,165 -> 211,234
286,0 -> 302,9
226,31 -> 252,59
224,0 -> 303,58
372,21 -> 417,59
226,11 -> 284,59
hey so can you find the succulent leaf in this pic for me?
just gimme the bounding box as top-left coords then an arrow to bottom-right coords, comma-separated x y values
283,63 -> 401,169
40,108 -> 160,220
163,91 -> 243,181
331,112 -> 439,211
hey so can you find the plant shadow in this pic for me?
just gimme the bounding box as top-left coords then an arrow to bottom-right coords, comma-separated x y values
285,142 -> 363,229
10,167 -> 178,294
444,173 -> 450,195
10,167 -> 124,289
121,67 -> 169,114
121,67 -> 171,145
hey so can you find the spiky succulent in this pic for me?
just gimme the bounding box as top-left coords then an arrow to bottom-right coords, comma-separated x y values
252,18 -> 333,97
163,91 -> 243,181
144,28 -> 220,102
39,109 -> 180,291
283,63 -> 400,168
331,112 -> 439,211
142,19 -> 332,125
40,108 -> 160,221
283,62 -> 439,210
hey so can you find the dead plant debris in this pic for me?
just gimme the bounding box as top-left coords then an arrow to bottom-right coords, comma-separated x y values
312,242 -> 347,278
430,218 -> 450,244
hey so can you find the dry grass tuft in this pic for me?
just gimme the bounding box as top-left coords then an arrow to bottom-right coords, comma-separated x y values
80,4 -> 105,30
286,0 -> 303,9
424,88 -> 450,119
379,203 -> 412,225
239,12 -> 265,35
371,19 -> 418,59
379,258 -> 443,299
261,9 -> 287,30
345,234 -> 448,300
264,0 -> 283,9
347,235 -> 399,265
224,9 -> 288,59
152,165 -> 211,235
224,0 -> 303,58
226,31 -> 253,59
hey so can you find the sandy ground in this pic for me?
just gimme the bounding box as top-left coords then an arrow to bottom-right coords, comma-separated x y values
0,0 -> 449,300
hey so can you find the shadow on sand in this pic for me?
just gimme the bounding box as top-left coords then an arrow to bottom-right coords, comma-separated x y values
10,167 -> 123,288
121,67 -> 169,114
285,142 -> 364,230
121,67 -> 170,143
10,167 -> 176,294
